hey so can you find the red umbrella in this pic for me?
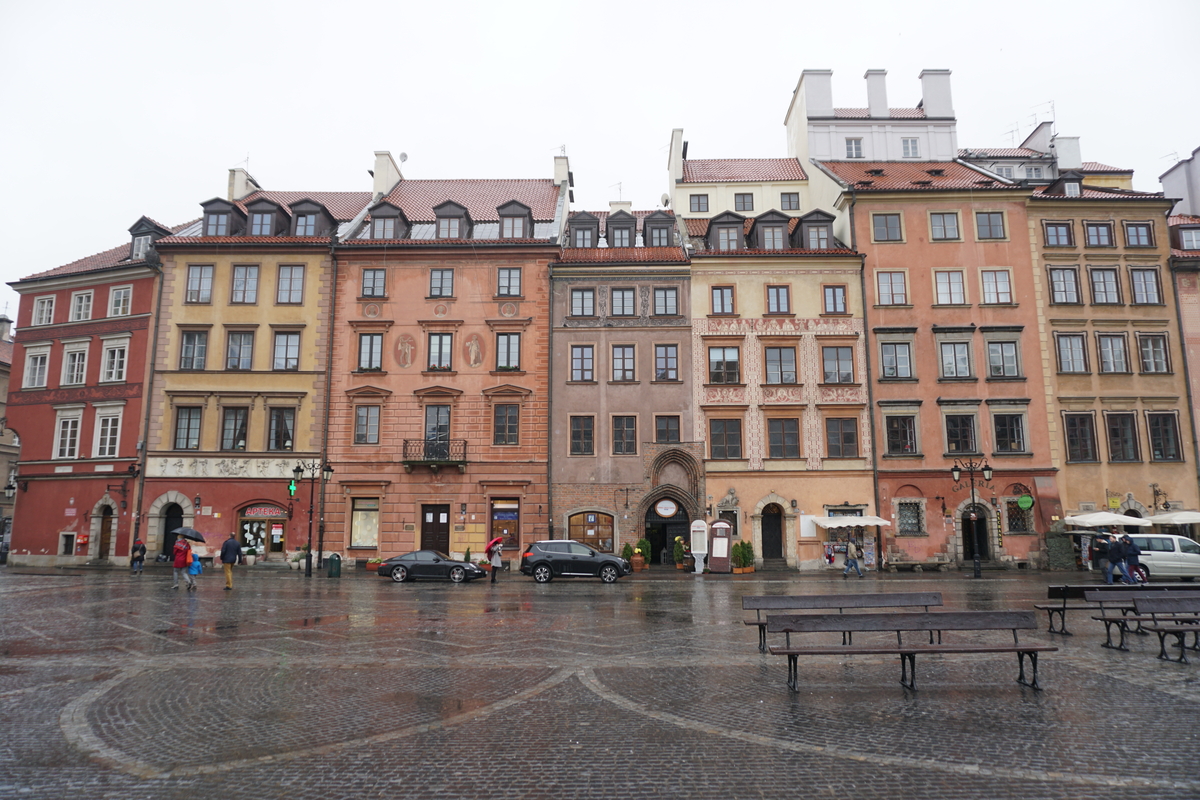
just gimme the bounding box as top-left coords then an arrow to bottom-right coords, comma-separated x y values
485,536 -> 504,554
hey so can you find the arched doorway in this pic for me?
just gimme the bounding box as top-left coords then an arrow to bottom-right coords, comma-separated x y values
761,503 -> 784,559
98,507 -> 114,560
962,505 -> 990,562
160,503 -> 184,557
644,498 -> 689,565
1122,509 -> 1143,535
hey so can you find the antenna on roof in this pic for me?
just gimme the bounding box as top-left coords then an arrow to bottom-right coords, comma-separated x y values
1004,123 -> 1020,146
560,145 -> 567,156
610,181 -> 623,201
1161,152 -> 1180,163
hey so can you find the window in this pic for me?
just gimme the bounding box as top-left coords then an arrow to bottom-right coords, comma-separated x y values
70,292 -> 92,321
268,408 -> 295,451
438,218 -> 461,239
781,192 -> 800,210
571,345 -> 594,381
429,269 -> 453,297
610,346 -> 635,381
976,212 -> 1005,239
612,416 -> 637,454
881,343 -> 912,378
56,413 -> 81,459
221,407 -> 248,450
493,404 -> 519,445
362,269 -> 386,298
358,334 -> 382,370
765,347 -> 797,384
846,138 -> 863,158
174,407 -> 202,450
273,332 -> 300,371
655,345 -> 678,381
1138,334 -> 1169,373
902,138 -> 920,158
1125,223 -> 1153,247
572,227 -> 593,248
1147,413 -> 1182,461
274,265 -> 303,304
250,213 -> 272,236
768,285 -> 791,314
710,419 -> 743,459
1182,229 -> 1200,249
571,289 -> 595,316
940,342 -> 971,378
501,217 -> 525,238
767,418 -> 800,459
824,285 -> 847,314
95,412 -> 121,458
424,405 -> 450,455
806,225 -> 830,249
205,213 -> 228,236
897,501 -> 924,535
886,416 -> 917,455
372,217 -> 395,239
761,225 -> 785,250
295,214 -> 316,236
1045,222 -> 1073,246
945,415 -> 976,453
734,193 -> 754,212
1097,335 -> 1128,373
497,333 -> 520,370
981,271 -> 1012,304
877,272 -> 907,305
231,266 -> 259,303
1090,269 -> 1120,304
350,498 -> 380,548
1056,334 -> 1087,373
1026,166 -> 1043,179
186,266 -> 213,303
1049,268 -> 1080,303
24,349 -> 48,388
993,414 -> 1026,452
1086,223 -> 1113,246
822,346 -> 854,383
180,331 -> 208,370
498,268 -> 521,297
226,332 -> 254,370
1130,269 -> 1161,304
930,213 -> 959,241
611,289 -> 635,316
994,166 -> 1014,178
708,347 -> 740,384
1065,182 -> 1081,197
717,227 -> 740,251
873,214 -> 902,241
1106,413 -> 1139,461
711,286 -> 734,314
656,416 -> 680,443
101,342 -> 127,382
654,288 -> 678,315
690,194 -> 708,213
354,406 -> 380,444
428,333 -> 452,369
109,287 -> 131,317
610,227 -> 631,247
1064,414 -> 1097,462
826,418 -> 858,458
649,227 -> 670,247
987,342 -> 1019,377
570,416 -> 594,455
63,349 -> 87,385
935,271 -> 966,304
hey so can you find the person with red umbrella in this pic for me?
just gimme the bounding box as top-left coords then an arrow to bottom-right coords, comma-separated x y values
486,536 -> 504,584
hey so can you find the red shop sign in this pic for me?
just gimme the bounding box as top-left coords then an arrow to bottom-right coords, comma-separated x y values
243,506 -> 287,518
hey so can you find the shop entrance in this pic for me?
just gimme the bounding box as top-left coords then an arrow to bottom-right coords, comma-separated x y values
421,505 -> 450,552
160,503 -> 183,557
99,507 -> 114,559
239,504 -> 288,559
761,504 -> 783,559
491,498 -> 520,548
962,506 -> 990,561
644,498 -> 689,565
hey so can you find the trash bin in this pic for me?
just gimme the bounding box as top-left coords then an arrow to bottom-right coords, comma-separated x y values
327,552 -> 341,578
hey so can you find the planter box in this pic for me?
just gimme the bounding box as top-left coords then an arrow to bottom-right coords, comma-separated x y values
365,563 -> 380,572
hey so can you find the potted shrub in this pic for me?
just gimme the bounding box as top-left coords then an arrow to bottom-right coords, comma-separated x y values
636,538 -> 652,570
630,548 -> 646,572
673,536 -> 688,569
741,540 -> 755,573
463,547 -> 472,565
366,558 -> 383,572
288,551 -> 304,570
242,545 -> 259,567
731,542 -> 745,573
620,542 -> 634,561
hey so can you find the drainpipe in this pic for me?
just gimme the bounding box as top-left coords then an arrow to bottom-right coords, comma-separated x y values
131,258 -> 165,549
318,233 -> 338,565
546,253 -> 556,540
1168,233 -> 1200,505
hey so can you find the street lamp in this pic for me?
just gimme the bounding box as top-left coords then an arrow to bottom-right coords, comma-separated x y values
317,462 -> 333,572
295,461 -> 333,577
951,457 -> 993,579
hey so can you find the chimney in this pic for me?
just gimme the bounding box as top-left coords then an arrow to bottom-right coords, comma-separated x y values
668,128 -> 685,186
372,151 -> 403,198
0,315 -> 11,342
609,200 -> 633,215
554,155 -> 571,187
227,168 -> 262,201
918,69 -> 954,118
800,69 -> 834,118
1052,136 -> 1082,171
865,69 -> 888,117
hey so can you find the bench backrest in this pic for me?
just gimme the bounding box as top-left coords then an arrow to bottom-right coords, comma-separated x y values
1084,589 -> 1200,605
1049,584 -> 1200,600
743,592 -> 942,612
766,610 -> 1037,634
1133,596 -> 1200,616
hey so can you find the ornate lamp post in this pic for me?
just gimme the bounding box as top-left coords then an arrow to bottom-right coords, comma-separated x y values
317,462 -> 333,570
951,457 -> 993,579
294,461 -> 321,577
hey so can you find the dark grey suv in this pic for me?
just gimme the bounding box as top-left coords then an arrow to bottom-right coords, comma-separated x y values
520,541 -> 632,583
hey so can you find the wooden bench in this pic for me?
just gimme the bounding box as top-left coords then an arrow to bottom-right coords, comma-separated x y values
1132,596 -> 1200,663
766,610 -> 1057,691
1085,590 -> 1200,650
742,592 -> 943,652
1035,583 -> 1199,635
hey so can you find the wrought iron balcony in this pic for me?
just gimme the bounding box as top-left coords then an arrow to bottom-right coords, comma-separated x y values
401,439 -> 468,473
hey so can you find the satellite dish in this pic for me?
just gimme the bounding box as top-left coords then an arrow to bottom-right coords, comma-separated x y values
661,193 -> 670,207
399,152 -> 408,163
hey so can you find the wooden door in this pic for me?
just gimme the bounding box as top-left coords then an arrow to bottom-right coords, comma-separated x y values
421,505 -> 450,553
761,505 -> 783,559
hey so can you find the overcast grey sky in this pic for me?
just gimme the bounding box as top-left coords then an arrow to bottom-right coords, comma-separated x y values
2,0 -> 1196,325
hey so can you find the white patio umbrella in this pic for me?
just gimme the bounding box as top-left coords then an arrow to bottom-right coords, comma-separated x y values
1061,511 -> 1151,528
1141,510 -> 1200,525
810,515 -> 892,528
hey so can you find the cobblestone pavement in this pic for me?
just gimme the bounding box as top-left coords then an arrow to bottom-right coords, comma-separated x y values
1,565 -> 1198,799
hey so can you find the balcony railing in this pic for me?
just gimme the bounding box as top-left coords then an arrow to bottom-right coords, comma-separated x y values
401,439 -> 468,473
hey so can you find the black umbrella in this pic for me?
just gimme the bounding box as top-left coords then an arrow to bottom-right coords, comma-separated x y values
170,527 -> 206,542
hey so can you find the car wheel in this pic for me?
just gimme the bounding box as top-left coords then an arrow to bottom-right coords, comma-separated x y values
532,564 -> 552,583
390,565 -> 408,583
1130,565 -> 1149,584
599,564 -> 620,583
449,566 -> 466,583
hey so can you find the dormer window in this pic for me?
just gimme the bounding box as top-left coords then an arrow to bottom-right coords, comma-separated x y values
205,213 -> 229,236
611,227 -> 631,247
1065,182 -> 1081,197
374,218 -> 395,238
502,217 -> 525,238
642,210 -> 675,248
717,227 -> 740,251
497,200 -> 533,240
995,166 -> 1014,179
433,201 -> 471,240
806,226 -> 830,249
295,214 -> 316,236
798,210 -> 838,251
251,213 -> 273,236
1182,229 -> 1200,250
573,228 -> 593,248
648,227 -> 669,246
367,202 -> 407,240
439,218 -> 460,238
132,235 -> 151,259
567,211 -> 601,249
1026,167 -> 1044,179
761,226 -> 785,250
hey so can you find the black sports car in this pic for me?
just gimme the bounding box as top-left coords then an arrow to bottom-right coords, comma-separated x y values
378,550 -> 487,583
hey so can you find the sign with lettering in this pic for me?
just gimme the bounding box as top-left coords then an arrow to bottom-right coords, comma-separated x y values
244,506 -> 287,518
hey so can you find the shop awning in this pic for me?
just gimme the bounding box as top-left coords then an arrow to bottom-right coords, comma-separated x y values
1061,512 -> 1151,528
810,515 -> 891,528
1141,511 -> 1200,525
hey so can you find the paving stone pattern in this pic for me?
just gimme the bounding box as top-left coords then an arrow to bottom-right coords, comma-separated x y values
1,567 -> 1198,799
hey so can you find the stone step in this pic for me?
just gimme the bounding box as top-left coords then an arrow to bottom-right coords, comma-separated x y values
758,558 -> 791,572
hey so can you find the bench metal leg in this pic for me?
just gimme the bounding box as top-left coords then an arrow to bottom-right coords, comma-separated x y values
786,655 -> 798,691
1158,632 -> 1189,664
758,624 -> 766,653
1045,608 -> 1072,635
1100,619 -> 1129,651
1017,651 -> 1042,691
899,653 -> 917,690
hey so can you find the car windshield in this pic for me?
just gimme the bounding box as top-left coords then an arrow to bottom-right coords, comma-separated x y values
430,551 -> 451,561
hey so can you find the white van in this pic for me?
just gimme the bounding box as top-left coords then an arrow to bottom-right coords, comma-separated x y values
1122,533 -> 1200,582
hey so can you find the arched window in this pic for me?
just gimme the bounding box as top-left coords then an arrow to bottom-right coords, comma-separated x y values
567,512 -> 614,553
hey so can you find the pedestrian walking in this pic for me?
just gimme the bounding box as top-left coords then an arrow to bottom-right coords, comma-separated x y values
184,552 -> 201,591
1092,532 -> 1111,573
172,536 -> 192,589
219,533 -> 241,591
843,539 -> 864,579
1104,535 -> 1135,585
1122,534 -> 1143,583
489,541 -> 503,584
130,538 -> 147,576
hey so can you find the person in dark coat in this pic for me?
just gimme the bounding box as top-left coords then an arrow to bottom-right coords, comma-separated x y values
219,533 -> 241,591
1105,536 -> 1135,585
130,539 -> 147,576
1091,533 -> 1110,572
1122,535 -> 1143,583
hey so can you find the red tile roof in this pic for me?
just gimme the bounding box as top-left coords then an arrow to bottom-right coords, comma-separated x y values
19,219 -> 197,282
1031,185 -> 1165,202
569,210 -> 673,227
0,340 -> 13,367
238,191 -> 373,221
682,158 -> 807,183
1170,215 -> 1200,226
381,179 -> 560,221
692,247 -> 856,257
818,161 -> 1013,191
1172,249 -> 1200,258
158,236 -> 336,246
555,247 -> 689,264
833,108 -> 927,119
958,148 -> 1045,159
1081,161 -> 1132,174
338,237 -> 553,248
